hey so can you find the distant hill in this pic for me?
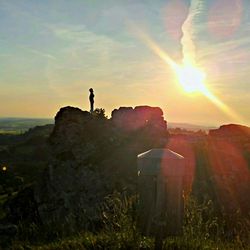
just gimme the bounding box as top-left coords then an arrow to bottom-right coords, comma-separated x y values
168,122 -> 216,132
0,118 -> 53,134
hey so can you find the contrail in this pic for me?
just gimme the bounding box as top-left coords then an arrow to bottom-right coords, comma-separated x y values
129,2 -> 244,124
181,0 -> 203,66
179,0 -> 244,123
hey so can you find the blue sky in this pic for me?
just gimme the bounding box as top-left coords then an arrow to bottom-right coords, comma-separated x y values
0,0 -> 249,126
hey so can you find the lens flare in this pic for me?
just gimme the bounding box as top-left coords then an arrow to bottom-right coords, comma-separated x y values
208,0 -> 243,39
136,32 -> 242,123
207,138 -> 250,213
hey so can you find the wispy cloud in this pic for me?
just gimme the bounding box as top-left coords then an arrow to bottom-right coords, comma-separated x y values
0,37 -> 56,61
198,36 -> 250,60
21,45 -> 57,60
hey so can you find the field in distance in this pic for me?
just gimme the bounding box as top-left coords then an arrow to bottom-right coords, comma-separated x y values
0,118 -> 53,134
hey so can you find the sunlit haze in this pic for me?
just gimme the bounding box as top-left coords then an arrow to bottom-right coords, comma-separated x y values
0,0 -> 249,126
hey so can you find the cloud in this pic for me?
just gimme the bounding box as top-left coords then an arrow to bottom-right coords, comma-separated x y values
21,46 -> 57,60
198,36 -> 250,60
0,37 -> 56,60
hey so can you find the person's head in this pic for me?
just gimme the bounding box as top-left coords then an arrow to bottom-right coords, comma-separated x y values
89,88 -> 94,93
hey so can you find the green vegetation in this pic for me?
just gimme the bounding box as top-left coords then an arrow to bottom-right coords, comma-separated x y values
7,194 -> 250,249
0,118 -> 53,134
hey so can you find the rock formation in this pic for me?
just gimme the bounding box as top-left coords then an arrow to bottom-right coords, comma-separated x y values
33,105 -> 168,229
34,107 -> 114,228
209,124 -> 250,137
111,106 -> 167,133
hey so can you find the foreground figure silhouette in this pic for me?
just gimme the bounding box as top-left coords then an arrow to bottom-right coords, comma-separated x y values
89,88 -> 94,113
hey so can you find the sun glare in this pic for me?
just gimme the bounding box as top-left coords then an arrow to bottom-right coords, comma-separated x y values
174,63 -> 207,94
137,33 -> 243,123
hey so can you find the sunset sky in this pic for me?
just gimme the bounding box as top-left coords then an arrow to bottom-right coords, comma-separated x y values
0,0 -> 249,126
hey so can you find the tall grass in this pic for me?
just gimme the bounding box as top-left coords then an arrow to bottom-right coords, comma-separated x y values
7,192 -> 250,249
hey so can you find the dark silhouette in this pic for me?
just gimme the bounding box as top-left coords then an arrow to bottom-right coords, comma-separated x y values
89,88 -> 94,113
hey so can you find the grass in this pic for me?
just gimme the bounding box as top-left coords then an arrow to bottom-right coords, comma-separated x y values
4,193 -> 249,250
9,231 -> 248,250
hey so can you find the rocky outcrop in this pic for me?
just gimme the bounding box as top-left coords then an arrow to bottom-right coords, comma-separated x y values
209,124 -> 250,137
35,107 -> 116,228
48,106 -> 118,163
32,106 -> 168,229
35,162 -> 109,230
111,106 -> 167,133
208,124 -> 250,214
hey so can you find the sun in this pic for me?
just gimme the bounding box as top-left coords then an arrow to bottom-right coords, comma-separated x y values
136,29 -> 244,123
174,63 -> 207,94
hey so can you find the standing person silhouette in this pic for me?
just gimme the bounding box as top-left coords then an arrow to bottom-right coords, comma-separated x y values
89,88 -> 94,113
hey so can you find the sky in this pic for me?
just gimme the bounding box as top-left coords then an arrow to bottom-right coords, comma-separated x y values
0,0 -> 249,126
